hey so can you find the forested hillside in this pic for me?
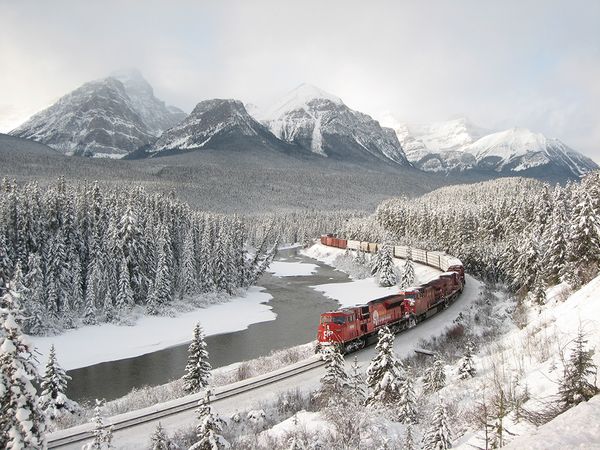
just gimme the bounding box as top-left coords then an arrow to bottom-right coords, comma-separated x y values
344,173 -> 600,302
0,178 -> 276,335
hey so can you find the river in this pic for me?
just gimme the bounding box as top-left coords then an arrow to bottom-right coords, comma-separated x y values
65,249 -> 348,403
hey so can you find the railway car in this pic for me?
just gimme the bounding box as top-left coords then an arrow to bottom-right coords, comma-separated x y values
316,235 -> 465,353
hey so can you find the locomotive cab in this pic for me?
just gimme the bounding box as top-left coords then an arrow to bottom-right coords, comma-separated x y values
448,265 -> 465,284
317,309 -> 359,345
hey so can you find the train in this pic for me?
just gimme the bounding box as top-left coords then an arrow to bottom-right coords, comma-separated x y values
316,234 -> 465,353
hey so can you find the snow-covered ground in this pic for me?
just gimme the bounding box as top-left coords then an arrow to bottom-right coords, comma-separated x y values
30,287 -> 275,371
451,275 -> 600,449
303,243 -> 441,308
266,261 -> 319,277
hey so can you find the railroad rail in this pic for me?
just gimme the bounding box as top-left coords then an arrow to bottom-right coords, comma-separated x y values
48,355 -> 326,448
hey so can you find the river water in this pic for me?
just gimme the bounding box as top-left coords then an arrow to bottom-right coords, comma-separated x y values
66,250 -> 348,403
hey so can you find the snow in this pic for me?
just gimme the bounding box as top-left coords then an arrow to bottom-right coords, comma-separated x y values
266,261 -> 319,277
454,275 -> 600,449
504,394 -> 600,449
29,287 -> 276,371
260,410 -> 336,442
303,243 -> 441,308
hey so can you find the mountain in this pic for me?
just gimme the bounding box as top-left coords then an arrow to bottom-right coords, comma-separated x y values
10,71 -> 186,157
253,84 -> 409,166
111,69 -> 187,135
461,128 -> 598,177
385,117 -> 597,178
148,99 -> 297,156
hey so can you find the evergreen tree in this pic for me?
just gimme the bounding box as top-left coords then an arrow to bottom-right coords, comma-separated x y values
398,366 -> 418,424
39,344 -> 79,419
189,392 -> 229,450
565,187 -> 600,288
458,341 -> 476,379
399,249 -> 415,289
183,323 -> 212,394
147,227 -> 173,315
402,424 -> 415,450
370,247 -> 383,276
83,399 -> 113,450
150,422 -> 172,450
558,328 -> 599,409
377,244 -> 397,287
178,227 -> 197,298
422,396 -> 452,450
0,284 -> 46,449
115,255 -> 134,313
423,354 -> 446,393
22,253 -> 46,334
313,344 -> 350,406
365,326 -> 404,408
349,355 -> 366,403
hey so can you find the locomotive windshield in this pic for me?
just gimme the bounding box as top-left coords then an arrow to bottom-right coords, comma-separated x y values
320,315 -> 346,324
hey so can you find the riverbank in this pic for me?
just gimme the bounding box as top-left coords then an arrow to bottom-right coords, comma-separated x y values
30,286 -> 276,371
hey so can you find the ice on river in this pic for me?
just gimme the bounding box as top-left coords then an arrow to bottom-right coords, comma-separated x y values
266,261 -> 319,277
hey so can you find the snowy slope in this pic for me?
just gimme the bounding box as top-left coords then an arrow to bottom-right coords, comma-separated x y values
383,115 -> 597,178
254,84 -> 409,165
111,68 -> 186,136
453,276 -> 600,449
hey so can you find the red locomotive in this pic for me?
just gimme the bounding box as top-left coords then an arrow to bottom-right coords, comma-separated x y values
316,235 -> 465,353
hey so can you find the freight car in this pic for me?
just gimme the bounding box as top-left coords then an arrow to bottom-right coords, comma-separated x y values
316,235 -> 465,353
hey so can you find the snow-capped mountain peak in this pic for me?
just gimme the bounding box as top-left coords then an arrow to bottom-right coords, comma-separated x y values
11,70 -> 187,157
255,83 -> 343,122
150,98 -> 284,155
255,84 -> 409,165
111,68 -> 187,136
385,116 -> 598,178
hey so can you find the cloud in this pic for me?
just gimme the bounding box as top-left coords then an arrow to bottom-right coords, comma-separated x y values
1,0 -> 598,160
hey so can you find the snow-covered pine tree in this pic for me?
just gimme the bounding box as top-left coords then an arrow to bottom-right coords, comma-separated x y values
149,422 -> 172,450
365,326 -> 404,409
198,223 -> 216,293
83,399 -> 113,450
147,226 -> 173,315
558,328 -> 599,409
399,248 -> 415,289
0,283 -> 46,449
370,247 -> 383,276
22,252 -> 46,334
402,424 -> 415,450
115,254 -> 134,314
183,323 -> 212,394
459,340 -> 476,379
377,244 -> 397,287
545,187 -> 569,285
355,249 -> 367,266
39,344 -> 79,419
564,185 -> 600,288
398,366 -> 418,424
189,392 -> 229,450
422,396 -> 452,450
423,354 -> 446,393
178,227 -> 197,299
349,355 -> 366,403
313,344 -> 350,406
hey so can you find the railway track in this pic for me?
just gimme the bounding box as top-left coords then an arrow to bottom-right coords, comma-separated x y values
48,355 -> 326,448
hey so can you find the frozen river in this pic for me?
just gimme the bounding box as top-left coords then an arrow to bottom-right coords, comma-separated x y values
65,249 -> 348,403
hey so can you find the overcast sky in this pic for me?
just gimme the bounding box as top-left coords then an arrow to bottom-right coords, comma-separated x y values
1,0 -> 599,160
